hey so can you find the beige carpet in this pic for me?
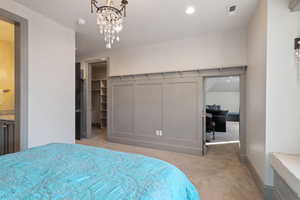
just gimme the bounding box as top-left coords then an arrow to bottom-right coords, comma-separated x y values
207,122 -> 240,143
77,129 -> 263,200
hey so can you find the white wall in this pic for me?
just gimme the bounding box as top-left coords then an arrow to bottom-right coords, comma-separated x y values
80,29 -> 247,76
0,0 -> 76,147
206,92 -> 240,112
247,0 -> 300,186
246,0 -> 267,184
265,0 -> 300,185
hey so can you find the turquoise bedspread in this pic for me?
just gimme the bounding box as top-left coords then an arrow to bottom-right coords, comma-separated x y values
0,143 -> 200,200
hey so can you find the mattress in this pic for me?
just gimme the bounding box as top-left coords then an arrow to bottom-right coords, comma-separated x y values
0,143 -> 200,200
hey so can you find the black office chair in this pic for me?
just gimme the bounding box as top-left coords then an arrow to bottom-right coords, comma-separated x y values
206,113 -> 216,141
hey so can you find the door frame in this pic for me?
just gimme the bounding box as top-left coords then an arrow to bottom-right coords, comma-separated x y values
0,8 -> 28,151
201,69 -> 246,159
80,57 -> 110,138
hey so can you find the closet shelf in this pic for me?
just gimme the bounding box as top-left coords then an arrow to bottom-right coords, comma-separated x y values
92,79 -> 107,82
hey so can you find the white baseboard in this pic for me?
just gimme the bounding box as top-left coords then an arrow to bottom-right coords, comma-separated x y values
243,156 -> 280,200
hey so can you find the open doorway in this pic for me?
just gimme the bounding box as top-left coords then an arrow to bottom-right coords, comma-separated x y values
0,9 -> 28,154
0,19 -> 17,155
76,60 -> 109,142
76,59 -> 109,142
204,76 -> 240,147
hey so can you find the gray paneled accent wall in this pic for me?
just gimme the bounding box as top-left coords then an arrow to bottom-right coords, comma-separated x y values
108,67 -> 246,155
162,78 -> 202,148
134,81 -> 162,138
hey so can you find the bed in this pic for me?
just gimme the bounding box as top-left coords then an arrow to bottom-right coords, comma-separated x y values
0,143 -> 200,200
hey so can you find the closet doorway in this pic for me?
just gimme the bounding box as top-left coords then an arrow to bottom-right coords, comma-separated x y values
78,59 -> 109,141
90,62 -> 108,139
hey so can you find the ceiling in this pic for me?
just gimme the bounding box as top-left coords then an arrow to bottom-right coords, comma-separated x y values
14,0 -> 258,58
0,20 -> 14,42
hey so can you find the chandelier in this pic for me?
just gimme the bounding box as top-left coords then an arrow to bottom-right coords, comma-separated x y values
91,0 -> 129,49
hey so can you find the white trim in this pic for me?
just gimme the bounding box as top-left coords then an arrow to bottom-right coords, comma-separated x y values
206,141 -> 240,146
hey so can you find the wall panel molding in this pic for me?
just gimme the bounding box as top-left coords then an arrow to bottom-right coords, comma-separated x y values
108,67 -> 247,155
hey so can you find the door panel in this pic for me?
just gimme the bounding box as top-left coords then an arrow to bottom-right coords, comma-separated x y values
163,78 -> 202,145
134,82 -> 162,137
112,84 -> 134,135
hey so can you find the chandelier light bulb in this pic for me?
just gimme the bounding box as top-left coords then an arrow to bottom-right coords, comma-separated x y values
115,24 -> 123,32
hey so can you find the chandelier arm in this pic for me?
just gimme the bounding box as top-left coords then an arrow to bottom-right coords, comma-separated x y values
91,0 -> 98,13
121,0 -> 128,16
91,0 -> 128,14
119,6 -> 126,16
97,6 -> 123,16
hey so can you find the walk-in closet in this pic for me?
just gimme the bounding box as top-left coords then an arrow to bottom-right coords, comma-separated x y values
91,62 -> 107,136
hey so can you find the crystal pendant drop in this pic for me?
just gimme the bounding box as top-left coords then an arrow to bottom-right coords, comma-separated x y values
91,0 -> 128,48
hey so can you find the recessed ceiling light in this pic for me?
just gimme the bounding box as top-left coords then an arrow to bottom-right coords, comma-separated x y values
186,6 -> 195,15
78,18 -> 86,25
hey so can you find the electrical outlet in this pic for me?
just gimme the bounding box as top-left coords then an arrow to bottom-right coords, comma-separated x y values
155,130 -> 160,136
159,130 -> 163,136
155,130 -> 163,136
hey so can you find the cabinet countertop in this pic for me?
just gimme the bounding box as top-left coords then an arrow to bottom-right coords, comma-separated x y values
271,152 -> 300,198
0,115 -> 15,122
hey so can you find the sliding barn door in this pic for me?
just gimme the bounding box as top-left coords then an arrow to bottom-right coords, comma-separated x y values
109,74 -> 204,155
162,77 -> 203,150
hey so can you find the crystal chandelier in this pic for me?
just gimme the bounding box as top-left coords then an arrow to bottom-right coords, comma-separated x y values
91,0 -> 129,49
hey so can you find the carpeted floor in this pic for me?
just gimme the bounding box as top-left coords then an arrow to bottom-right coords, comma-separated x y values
76,128 -> 263,200
206,122 -> 240,143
